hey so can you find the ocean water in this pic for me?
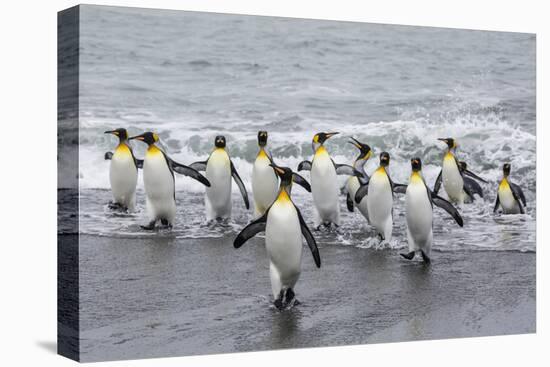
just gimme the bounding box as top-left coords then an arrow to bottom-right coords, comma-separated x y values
76,5 -> 536,253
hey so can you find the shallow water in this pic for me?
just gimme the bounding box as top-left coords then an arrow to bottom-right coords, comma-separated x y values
77,188 -> 535,253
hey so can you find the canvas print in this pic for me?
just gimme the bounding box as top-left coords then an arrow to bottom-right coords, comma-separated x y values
58,4 -> 536,362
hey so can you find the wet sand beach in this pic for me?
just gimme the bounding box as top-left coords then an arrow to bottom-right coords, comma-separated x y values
77,233 -> 535,362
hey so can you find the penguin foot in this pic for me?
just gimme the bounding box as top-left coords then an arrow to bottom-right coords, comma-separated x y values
284,288 -> 295,304
274,290 -> 285,310
420,251 -> 431,264
140,220 -> 156,230
108,202 -> 126,211
400,251 -> 416,260
378,233 -> 385,241
160,219 -> 173,229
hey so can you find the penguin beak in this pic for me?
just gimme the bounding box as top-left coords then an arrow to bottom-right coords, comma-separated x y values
326,132 -> 339,139
269,164 -> 285,177
105,130 -> 119,136
128,135 -> 144,141
347,138 -> 361,150
437,138 -> 447,144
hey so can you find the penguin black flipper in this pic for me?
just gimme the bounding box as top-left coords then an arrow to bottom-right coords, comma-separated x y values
231,161 -> 250,209
295,206 -> 321,268
431,193 -> 464,227
387,172 -> 405,196
508,183 -> 525,214
355,183 -> 369,204
297,160 -> 312,171
346,192 -> 354,212
127,144 -> 143,170
104,151 -> 113,160
292,173 -> 311,192
189,160 -> 208,172
493,195 -> 500,213
169,158 -> 211,187
234,211 -> 268,248
463,169 -> 488,183
510,182 -> 526,206
463,176 -> 483,198
332,160 -> 364,178
433,170 -> 443,195
463,184 -> 475,202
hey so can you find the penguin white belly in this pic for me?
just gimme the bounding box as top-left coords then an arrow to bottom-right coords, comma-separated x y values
109,146 -> 137,211
405,181 -> 433,252
265,199 -> 302,298
367,170 -> 393,240
498,182 -> 521,214
205,149 -> 232,219
311,152 -> 339,225
252,155 -> 278,217
346,176 -> 369,221
143,151 -> 176,223
442,155 -> 464,203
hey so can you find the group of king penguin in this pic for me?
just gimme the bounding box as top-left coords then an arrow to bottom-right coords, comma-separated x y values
105,128 -> 527,310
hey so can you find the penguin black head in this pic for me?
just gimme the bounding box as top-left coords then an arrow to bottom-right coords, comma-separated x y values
105,128 -> 129,141
129,131 -> 159,145
503,163 -> 511,177
348,137 -> 372,162
258,131 -> 268,147
438,137 -> 457,150
215,135 -> 226,148
270,164 -> 293,186
312,132 -> 339,151
411,157 -> 422,172
379,152 -> 390,167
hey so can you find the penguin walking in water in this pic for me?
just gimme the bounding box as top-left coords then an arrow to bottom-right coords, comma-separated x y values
252,131 -> 311,218
298,132 -> 362,228
494,163 -> 526,214
400,158 -> 463,264
104,128 -> 142,212
189,136 -> 249,221
130,132 -> 210,229
234,165 -> 321,310
355,152 -> 406,243
433,138 -> 487,204
344,138 -> 372,223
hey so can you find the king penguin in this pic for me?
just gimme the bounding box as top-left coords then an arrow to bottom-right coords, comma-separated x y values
355,152 -> 405,243
298,132 -> 362,228
252,131 -> 311,218
344,138 -> 372,223
234,165 -> 321,310
104,128 -> 141,212
190,136 -> 249,221
433,138 -> 487,204
400,158 -> 463,263
494,163 -> 526,214
130,132 -> 210,229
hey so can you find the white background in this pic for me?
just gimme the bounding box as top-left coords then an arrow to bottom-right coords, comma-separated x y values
0,0 -> 547,365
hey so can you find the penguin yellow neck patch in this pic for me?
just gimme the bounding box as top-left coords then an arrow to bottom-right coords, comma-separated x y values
499,178 -> 510,191
444,151 -> 455,162
257,148 -> 268,160
315,145 -> 328,157
147,144 -> 162,156
276,189 -> 292,204
410,171 -> 423,184
115,143 -> 131,157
